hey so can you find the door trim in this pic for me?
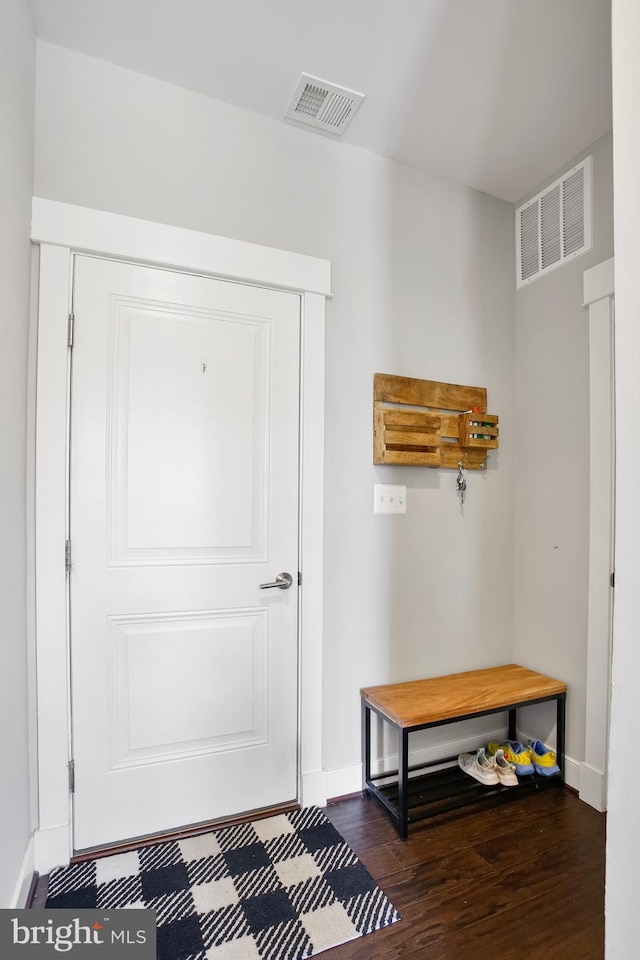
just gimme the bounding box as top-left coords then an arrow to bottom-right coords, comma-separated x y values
32,198 -> 331,297
31,198 -> 331,873
581,256 -> 615,813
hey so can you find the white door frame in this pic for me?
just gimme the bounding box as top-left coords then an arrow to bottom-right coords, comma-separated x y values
581,257 -> 615,812
31,198 -> 331,873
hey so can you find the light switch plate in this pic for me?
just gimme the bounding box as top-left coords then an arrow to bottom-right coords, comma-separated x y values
373,484 -> 407,514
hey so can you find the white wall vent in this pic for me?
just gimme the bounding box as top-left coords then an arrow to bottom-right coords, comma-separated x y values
284,73 -> 365,137
516,156 -> 593,288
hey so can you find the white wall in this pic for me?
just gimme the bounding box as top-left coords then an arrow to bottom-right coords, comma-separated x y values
607,2 -> 640,955
513,133 -> 614,763
0,0 -> 36,907
34,41 -> 515,786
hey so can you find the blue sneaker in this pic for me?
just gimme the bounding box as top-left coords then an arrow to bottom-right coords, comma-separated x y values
528,740 -> 561,777
487,739 -> 534,777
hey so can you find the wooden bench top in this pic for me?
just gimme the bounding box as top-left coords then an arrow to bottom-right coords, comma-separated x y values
361,664 -> 567,728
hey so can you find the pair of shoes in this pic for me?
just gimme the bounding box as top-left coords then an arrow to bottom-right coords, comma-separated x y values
458,747 -> 497,785
458,747 -> 518,787
487,739 -> 534,777
487,738 -> 561,777
493,748 -> 519,786
527,739 -> 561,777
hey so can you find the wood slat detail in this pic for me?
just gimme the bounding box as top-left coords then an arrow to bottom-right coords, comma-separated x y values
439,413 -> 462,440
373,403 -> 386,464
374,373 -> 487,412
459,411 -> 500,448
382,409 -> 442,429
465,438 -> 499,450
384,430 -> 440,448
440,445 -> 487,470
375,400 -> 443,464
379,449 -> 442,466
361,664 -> 567,728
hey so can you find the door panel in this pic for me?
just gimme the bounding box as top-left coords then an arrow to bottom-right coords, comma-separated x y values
109,300 -> 269,561
108,610 -> 268,766
70,256 -> 300,850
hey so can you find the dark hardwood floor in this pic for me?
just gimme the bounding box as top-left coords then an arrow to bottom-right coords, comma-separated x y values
31,786 -> 605,959
324,786 -> 605,960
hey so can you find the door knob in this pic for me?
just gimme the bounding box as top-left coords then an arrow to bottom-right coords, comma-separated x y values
259,572 -> 293,590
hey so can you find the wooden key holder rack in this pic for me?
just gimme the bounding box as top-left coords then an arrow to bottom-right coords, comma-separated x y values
373,373 -> 499,470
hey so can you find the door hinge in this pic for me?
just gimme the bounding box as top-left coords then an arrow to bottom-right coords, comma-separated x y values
298,571 -> 302,586
67,313 -> 75,348
68,759 -> 75,794
611,571 -> 615,588
65,539 -> 72,574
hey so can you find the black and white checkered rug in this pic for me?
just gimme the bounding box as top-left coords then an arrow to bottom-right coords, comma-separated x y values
46,807 -> 401,960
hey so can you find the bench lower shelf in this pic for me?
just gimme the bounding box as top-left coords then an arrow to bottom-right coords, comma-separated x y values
365,761 -> 564,831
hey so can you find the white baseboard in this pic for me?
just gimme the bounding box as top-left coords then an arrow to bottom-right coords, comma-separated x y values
9,835 -> 35,908
325,764 -> 362,800
34,824 -> 71,875
564,755 -> 581,792
579,762 -> 607,811
301,770 -> 329,808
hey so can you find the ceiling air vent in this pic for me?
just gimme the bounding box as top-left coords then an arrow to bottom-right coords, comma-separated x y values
516,156 -> 592,288
284,73 -> 364,137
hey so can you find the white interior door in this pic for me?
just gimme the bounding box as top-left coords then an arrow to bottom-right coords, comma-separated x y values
70,255 -> 300,851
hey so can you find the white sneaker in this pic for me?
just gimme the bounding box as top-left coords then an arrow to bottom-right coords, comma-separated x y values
494,748 -> 519,787
458,747 -> 499,785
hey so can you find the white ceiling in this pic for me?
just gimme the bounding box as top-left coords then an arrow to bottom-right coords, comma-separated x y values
29,0 -> 612,202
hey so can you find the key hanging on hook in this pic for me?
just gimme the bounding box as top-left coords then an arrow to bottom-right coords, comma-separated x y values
456,461 -> 467,506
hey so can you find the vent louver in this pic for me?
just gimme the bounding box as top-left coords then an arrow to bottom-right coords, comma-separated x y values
284,73 -> 365,137
516,157 -> 592,288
